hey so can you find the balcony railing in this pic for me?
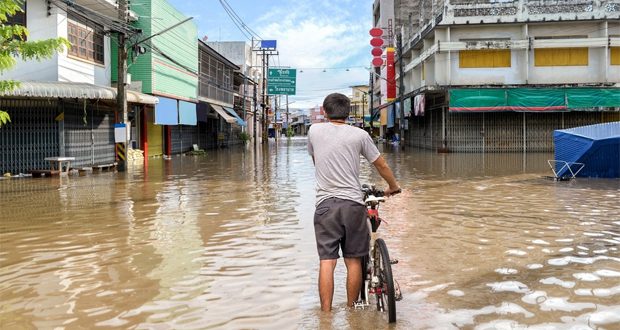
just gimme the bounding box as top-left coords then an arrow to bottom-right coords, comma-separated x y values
198,82 -> 234,105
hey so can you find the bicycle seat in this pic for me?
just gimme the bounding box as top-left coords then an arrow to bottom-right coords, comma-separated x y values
365,195 -> 385,204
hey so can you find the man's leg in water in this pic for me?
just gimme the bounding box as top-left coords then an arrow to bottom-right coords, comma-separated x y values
344,257 -> 362,307
319,259 -> 337,311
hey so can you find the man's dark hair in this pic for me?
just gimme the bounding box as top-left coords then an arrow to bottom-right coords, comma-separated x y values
323,93 -> 350,120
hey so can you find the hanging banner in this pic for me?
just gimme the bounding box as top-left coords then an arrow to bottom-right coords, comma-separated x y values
414,94 -> 425,116
403,97 -> 412,117
386,47 -> 396,102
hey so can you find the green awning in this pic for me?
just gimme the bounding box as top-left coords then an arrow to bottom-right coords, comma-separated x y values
567,89 -> 620,109
449,88 -> 620,112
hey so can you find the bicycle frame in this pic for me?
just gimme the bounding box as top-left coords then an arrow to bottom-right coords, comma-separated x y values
355,185 -> 400,323
356,194 -> 386,308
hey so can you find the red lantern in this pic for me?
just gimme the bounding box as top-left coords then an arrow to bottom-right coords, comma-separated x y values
371,47 -> 383,57
370,37 -> 383,47
369,28 -> 383,37
372,57 -> 383,67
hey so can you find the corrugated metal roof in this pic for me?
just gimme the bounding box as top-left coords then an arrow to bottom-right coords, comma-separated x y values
1,81 -> 116,99
122,89 -> 159,105
0,81 -> 158,104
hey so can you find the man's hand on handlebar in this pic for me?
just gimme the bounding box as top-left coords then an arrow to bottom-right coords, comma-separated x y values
384,186 -> 402,197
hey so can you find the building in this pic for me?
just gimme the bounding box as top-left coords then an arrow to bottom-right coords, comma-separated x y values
375,0 -> 620,152
114,0 -> 199,158
309,105 -> 326,124
207,41 -> 264,143
289,110 -> 309,136
197,40 -> 246,148
349,85 -> 369,127
0,0 -> 157,174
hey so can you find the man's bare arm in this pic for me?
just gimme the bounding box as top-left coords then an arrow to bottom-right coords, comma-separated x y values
372,155 -> 400,196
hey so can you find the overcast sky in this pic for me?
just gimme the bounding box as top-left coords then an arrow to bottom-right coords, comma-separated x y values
169,0 -> 374,109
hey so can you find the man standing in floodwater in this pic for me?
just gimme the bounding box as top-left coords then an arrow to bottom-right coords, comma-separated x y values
307,93 -> 401,311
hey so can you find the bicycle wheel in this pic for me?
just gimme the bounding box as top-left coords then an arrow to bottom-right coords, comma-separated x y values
375,238 -> 396,323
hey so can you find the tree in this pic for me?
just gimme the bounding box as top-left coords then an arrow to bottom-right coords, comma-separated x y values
0,0 -> 70,127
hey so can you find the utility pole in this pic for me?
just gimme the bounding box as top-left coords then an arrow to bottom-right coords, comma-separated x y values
274,94 -> 278,141
397,33 -> 406,150
362,92 -> 366,130
251,40 -> 278,145
116,0 -> 129,171
286,94 -> 290,138
261,49 -> 268,143
369,72 -> 374,136
242,64 -> 247,134
253,77 -> 258,147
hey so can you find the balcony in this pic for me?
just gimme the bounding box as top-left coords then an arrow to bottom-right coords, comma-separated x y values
443,0 -> 620,25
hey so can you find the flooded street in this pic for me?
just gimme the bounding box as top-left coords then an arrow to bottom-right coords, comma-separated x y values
1,138 -> 619,329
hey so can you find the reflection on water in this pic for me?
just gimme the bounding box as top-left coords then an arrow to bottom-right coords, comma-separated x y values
1,138 -> 619,329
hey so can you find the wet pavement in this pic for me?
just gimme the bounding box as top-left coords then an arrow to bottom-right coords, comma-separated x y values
1,138 -> 619,329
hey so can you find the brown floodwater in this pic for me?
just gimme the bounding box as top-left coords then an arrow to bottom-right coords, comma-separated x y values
1,138 -> 619,329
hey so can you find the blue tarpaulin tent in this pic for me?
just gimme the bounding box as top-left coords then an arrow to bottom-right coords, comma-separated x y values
554,122 -> 620,178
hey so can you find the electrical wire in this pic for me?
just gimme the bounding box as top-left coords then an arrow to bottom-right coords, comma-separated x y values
219,0 -> 262,40
218,0 -> 258,41
140,43 -> 198,75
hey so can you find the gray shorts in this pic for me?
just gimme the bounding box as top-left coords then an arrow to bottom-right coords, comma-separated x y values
313,197 -> 369,260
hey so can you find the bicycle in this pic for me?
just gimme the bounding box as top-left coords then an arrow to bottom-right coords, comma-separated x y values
354,184 -> 402,323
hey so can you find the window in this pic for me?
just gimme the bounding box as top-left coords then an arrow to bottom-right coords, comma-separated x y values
533,36 -> 589,67
534,48 -> 588,66
612,48 -> 620,65
5,2 -> 26,40
67,18 -> 104,65
459,49 -> 511,68
612,36 -> 620,65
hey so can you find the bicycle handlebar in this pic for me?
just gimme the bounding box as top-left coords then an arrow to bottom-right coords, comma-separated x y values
362,184 -> 401,199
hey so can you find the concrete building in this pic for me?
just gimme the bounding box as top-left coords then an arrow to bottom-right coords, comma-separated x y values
289,110 -> 309,136
207,41 -> 264,143
113,0 -> 200,158
0,0 -> 157,174
375,0 -> 620,152
197,41 -> 245,149
371,0 -> 395,110
3,0 -> 117,85
309,105 -> 327,124
349,85 -> 369,127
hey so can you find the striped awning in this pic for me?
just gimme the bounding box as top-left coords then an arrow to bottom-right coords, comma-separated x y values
210,104 -> 237,124
0,81 -> 159,104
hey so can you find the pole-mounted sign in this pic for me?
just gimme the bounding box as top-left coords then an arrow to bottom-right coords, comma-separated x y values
267,68 -> 296,95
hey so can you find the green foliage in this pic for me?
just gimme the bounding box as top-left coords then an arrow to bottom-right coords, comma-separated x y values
0,110 -> 9,125
239,131 -> 251,142
0,0 -> 71,127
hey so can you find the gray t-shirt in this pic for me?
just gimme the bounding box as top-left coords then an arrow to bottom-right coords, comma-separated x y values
307,123 -> 381,206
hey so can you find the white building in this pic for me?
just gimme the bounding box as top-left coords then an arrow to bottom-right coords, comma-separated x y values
1,0 -> 125,85
0,0 -> 157,174
400,0 -> 620,91
373,0 -> 620,152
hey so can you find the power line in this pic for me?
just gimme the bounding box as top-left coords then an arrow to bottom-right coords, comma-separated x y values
218,0 -> 260,41
219,0 -> 262,40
